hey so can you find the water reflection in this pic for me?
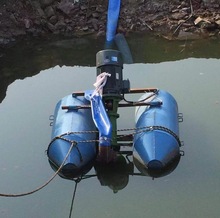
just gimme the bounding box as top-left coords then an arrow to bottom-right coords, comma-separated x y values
133,154 -> 181,178
57,153 -> 182,217
95,155 -> 133,193
50,153 -> 182,192
1,34 -> 220,104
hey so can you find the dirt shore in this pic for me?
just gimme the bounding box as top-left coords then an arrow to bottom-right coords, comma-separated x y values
0,0 -> 220,46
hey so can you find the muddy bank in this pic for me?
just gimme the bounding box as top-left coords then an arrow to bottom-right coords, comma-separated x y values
0,0 -> 220,46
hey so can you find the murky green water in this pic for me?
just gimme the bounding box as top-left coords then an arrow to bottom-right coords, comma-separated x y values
0,35 -> 220,218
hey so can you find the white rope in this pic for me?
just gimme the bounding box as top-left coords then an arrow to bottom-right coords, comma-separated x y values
91,72 -> 111,97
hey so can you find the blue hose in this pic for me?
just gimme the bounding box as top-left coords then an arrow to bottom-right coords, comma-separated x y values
106,0 -> 133,63
106,0 -> 121,42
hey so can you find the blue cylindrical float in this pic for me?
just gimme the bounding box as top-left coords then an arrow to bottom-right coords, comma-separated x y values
133,90 -> 180,172
47,94 -> 97,178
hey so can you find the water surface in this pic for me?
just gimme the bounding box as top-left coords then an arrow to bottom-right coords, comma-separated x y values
0,35 -> 220,218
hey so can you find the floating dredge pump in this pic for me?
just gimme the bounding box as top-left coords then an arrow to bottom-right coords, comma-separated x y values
47,49 -> 183,179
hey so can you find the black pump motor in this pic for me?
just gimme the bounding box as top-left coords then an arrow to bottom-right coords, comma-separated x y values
96,49 -> 130,97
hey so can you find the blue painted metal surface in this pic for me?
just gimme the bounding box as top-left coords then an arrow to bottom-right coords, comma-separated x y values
47,94 -> 97,178
88,93 -> 112,147
133,90 -> 180,170
106,0 -> 121,42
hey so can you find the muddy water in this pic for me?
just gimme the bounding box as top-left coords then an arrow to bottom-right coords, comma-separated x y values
0,35 -> 220,218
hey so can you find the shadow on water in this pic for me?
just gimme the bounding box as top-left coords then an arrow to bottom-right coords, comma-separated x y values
62,153 -> 182,217
0,34 -> 220,104
51,153 -> 182,190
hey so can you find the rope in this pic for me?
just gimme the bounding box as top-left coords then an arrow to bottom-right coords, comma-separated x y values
92,72 -> 111,97
116,126 -> 182,147
68,179 -> 80,218
0,125 -> 180,197
49,135 -> 84,162
0,140 -> 76,197
50,131 -> 100,144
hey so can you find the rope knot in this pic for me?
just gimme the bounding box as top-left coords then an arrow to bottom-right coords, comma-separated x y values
92,72 -> 111,97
